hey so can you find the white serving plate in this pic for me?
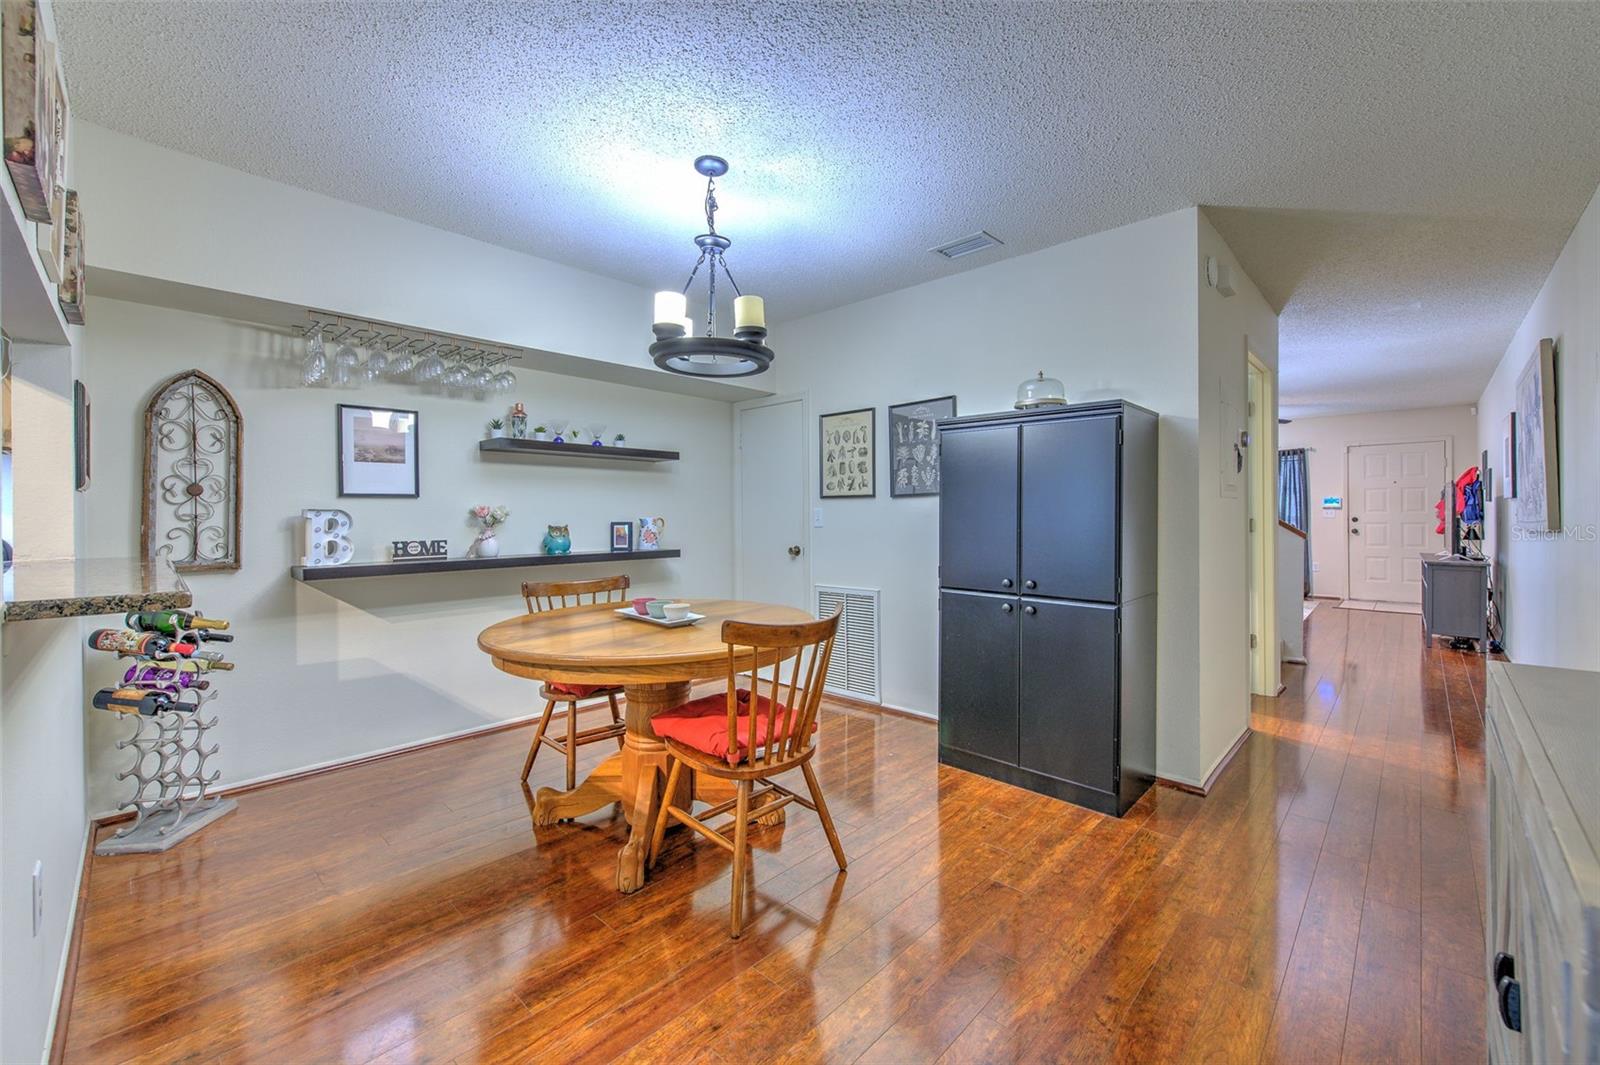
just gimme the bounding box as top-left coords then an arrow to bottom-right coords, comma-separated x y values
614,607 -> 705,628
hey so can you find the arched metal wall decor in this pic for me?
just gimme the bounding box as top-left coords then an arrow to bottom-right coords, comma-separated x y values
141,370 -> 242,572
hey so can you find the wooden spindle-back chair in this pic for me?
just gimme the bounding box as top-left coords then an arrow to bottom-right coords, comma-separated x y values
518,575 -> 630,789
647,610 -> 846,937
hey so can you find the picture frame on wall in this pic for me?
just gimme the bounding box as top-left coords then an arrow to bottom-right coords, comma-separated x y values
57,188 -> 84,324
1513,338 -> 1558,530
2,0 -> 50,221
35,40 -> 67,281
609,520 -> 633,552
338,403 -> 419,497
888,395 -> 955,497
820,407 -> 875,498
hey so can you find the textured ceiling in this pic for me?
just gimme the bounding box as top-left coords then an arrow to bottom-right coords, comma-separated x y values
55,1 -> 1600,415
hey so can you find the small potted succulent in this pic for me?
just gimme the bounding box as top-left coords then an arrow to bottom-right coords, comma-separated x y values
532,424 -> 549,442
486,417 -> 505,439
613,432 -> 627,448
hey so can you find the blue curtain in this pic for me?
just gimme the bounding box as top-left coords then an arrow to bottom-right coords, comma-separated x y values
1279,448 -> 1310,595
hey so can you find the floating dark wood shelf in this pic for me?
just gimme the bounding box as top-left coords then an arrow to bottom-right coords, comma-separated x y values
290,549 -> 681,582
478,438 -> 679,463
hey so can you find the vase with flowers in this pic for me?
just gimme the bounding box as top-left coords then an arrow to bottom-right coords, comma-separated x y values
469,504 -> 509,558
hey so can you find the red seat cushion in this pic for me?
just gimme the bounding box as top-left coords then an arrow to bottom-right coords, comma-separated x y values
549,682 -> 609,698
652,689 -> 813,766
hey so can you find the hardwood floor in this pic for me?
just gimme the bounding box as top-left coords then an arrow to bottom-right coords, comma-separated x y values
59,605 -> 1489,1064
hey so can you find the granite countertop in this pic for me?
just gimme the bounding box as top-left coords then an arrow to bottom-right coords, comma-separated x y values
1,556 -> 193,621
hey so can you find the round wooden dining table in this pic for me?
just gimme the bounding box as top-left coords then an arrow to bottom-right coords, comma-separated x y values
477,597 -> 814,893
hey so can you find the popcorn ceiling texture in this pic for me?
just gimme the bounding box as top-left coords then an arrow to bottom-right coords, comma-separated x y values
55,1 -> 1600,416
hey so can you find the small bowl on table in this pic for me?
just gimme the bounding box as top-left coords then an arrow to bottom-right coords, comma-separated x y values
631,597 -> 656,616
661,601 -> 692,622
646,600 -> 668,619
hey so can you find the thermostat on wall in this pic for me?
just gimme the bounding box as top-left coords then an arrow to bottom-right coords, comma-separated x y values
1322,496 -> 1343,509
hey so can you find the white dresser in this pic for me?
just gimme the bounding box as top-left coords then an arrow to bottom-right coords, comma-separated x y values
1486,662 -> 1599,1064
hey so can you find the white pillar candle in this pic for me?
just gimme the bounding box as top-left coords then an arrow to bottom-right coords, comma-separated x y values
734,294 -> 766,330
654,291 -> 687,325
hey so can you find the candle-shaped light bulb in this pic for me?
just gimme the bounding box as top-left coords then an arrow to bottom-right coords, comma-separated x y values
653,291 -> 687,326
734,294 -> 766,331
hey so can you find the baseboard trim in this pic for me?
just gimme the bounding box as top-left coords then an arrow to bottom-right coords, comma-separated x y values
1156,726 -> 1252,798
824,690 -> 935,724
46,823 -> 95,1065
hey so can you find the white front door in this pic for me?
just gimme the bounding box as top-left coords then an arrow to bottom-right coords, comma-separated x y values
736,396 -> 809,610
1347,440 -> 1447,603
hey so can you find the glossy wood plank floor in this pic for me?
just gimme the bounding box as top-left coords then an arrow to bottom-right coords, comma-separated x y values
61,605 -> 1489,1064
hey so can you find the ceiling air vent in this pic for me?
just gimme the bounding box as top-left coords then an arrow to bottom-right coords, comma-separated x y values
816,586 -> 881,703
930,231 -> 1003,260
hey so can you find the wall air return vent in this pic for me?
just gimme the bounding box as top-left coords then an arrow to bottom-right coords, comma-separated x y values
815,585 -> 881,703
930,231 -> 1004,259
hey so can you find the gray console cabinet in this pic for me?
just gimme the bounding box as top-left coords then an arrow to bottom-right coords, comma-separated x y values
1421,552 -> 1490,644
1485,663 -> 1599,1064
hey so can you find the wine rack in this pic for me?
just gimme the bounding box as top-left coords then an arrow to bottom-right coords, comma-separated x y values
88,610 -> 239,855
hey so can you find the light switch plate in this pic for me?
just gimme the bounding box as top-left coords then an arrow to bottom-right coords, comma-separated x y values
812,507 -> 824,528
32,860 -> 43,936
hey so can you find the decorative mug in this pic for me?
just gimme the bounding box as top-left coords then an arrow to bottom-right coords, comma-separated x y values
541,524 -> 572,555
638,517 -> 666,550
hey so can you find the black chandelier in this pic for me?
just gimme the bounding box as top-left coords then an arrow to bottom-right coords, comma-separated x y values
650,156 -> 774,377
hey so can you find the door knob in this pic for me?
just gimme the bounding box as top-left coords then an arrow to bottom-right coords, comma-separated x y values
1351,528 -> 1360,536
1024,605 -> 1037,615
1001,577 -> 1014,588
1025,579 -> 1037,589
1000,603 -> 1014,614
788,545 -> 802,558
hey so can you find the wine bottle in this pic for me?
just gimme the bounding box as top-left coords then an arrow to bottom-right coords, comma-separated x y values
124,610 -> 230,635
91,687 -> 188,716
123,664 -> 211,690
188,630 -> 234,643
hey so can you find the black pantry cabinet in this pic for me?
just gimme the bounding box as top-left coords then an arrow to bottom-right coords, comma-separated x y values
936,400 -> 1158,816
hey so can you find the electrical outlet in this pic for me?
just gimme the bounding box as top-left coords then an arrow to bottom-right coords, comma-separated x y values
812,507 -> 824,528
32,860 -> 43,937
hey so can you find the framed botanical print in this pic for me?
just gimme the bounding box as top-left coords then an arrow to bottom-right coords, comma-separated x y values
888,395 -> 955,497
338,404 -> 418,497
820,407 -> 875,498
1513,337 -> 1559,530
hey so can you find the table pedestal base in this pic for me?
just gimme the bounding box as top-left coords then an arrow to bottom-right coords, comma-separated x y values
530,680 -> 784,892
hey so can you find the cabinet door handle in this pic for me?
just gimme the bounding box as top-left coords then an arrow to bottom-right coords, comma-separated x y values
1000,603 -> 1014,614
1025,579 -> 1037,589
1001,578 -> 1014,588
1024,605 -> 1037,615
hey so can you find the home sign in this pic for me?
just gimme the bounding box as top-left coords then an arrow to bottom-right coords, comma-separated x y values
391,539 -> 450,561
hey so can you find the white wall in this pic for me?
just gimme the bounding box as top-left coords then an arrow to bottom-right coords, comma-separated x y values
1196,211 -> 1279,782
78,297 -> 734,812
1475,183 -> 1599,669
772,207 -> 1276,786
1280,404 -> 1479,598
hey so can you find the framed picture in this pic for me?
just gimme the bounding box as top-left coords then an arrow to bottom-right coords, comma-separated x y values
338,403 -> 418,497
888,395 -> 955,497
57,188 -> 83,324
35,40 -> 66,281
2,0 -> 50,221
73,378 -> 88,491
609,520 -> 633,552
820,407 -> 875,498
1500,411 -> 1517,499
1513,338 -> 1558,530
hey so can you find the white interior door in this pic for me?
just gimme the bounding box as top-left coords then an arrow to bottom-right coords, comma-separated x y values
735,396 -> 809,609
1347,440 -> 1447,603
